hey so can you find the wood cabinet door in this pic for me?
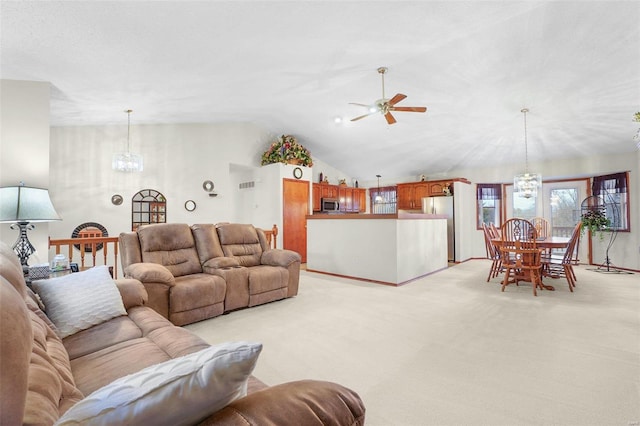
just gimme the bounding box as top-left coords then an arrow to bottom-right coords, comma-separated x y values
312,183 -> 321,211
358,189 -> 367,212
283,179 -> 309,262
414,182 -> 430,202
429,182 -> 445,196
338,186 -> 353,211
397,184 -> 414,210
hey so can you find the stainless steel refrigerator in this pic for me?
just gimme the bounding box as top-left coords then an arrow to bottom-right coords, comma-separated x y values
422,196 -> 455,262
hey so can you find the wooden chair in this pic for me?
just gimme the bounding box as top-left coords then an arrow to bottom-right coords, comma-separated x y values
501,218 -> 537,246
531,217 -> 550,239
500,242 -> 544,296
500,218 -> 543,296
489,223 -> 501,239
482,223 -> 502,282
541,222 -> 581,291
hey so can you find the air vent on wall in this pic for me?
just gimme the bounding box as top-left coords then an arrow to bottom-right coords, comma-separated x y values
239,181 -> 255,190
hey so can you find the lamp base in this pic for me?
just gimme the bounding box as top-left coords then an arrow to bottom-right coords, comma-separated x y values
10,221 -> 35,268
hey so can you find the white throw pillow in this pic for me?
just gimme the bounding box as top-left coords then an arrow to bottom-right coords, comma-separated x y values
31,266 -> 126,338
54,341 -> 263,426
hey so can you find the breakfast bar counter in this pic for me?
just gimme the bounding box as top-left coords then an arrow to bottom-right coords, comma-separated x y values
306,213 -> 448,285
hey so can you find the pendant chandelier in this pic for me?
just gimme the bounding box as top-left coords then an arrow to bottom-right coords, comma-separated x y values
513,108 -> 541,198
374,174 -> 383,203
112,109 -> 143,172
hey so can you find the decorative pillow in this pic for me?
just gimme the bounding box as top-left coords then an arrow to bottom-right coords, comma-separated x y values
54,341 -> 263,426
31,266 -> 126,338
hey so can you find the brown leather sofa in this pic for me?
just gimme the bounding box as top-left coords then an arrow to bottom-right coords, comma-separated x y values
120,223 -> 301,326
0,241 -> 365,425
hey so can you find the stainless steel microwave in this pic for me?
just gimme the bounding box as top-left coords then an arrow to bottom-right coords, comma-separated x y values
321,198 -> 340,212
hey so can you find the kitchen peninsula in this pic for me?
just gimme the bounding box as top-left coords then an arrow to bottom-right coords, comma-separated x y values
306,213 -> 448,285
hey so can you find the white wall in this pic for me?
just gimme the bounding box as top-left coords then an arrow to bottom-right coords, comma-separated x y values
49,123 -> 272,240
0,80 -> 52,265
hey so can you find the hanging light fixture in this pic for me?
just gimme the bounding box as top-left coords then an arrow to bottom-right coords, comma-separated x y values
374,174 -> 383,203
112,109 -> 143,172
513,108 -> 541,198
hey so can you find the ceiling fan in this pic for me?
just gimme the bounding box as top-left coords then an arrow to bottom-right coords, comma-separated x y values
350,67 -> 427,125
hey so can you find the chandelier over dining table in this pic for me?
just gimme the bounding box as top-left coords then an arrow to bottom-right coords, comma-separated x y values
514,108 -> 541,198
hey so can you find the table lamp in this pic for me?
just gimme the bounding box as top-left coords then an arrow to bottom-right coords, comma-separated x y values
0,183 -> 61,272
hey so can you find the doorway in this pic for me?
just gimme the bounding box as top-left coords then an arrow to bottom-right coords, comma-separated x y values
282,178 -> 310,262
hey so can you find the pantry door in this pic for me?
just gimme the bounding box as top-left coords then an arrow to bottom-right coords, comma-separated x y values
282,178 -> 309,262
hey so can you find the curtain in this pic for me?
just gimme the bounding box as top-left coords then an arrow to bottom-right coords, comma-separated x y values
476,183 -> 502,200
592,172 -> 627,195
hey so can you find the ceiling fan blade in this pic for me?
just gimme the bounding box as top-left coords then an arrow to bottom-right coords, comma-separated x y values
390,106 -> 427,113
384,112 -> 397,125
349,102 -> 371,108
350,113 -> 374,122
388,93 -> 407,106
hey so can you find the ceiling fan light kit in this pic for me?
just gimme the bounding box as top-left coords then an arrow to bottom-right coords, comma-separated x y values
349,67 -> 427,125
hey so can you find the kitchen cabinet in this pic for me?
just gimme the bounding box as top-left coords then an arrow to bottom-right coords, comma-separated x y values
397,182 -> 429,209
312,183 -> 364,213
338,186 -> 353,212
353,188 -> 366,212
312,183 -> 321,211
397,179 -> 466,210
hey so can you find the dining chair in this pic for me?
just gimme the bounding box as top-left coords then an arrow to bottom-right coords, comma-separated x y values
531,217 -> 550,239
501,218 -> 537,246
541,222 -> 581,291
500,242 -> 544,296
482,223 -> 502,282
489,223 -> 501,239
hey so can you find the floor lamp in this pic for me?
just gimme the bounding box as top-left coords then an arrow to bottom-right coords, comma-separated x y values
0,184 -> 61,273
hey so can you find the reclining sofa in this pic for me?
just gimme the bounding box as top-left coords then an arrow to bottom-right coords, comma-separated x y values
119,223 -> 300,326
0,241 -> 365,425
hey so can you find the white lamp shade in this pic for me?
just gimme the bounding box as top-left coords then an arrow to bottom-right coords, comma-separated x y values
0,186 -> 61,223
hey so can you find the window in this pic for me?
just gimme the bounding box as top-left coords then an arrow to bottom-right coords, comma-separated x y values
592,172 -> 629,232
549,188 -> 579,237
476,184 -> 502,229
369,186 -> 397,214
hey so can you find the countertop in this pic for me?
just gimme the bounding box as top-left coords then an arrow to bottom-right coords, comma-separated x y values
307,213 -> 448,220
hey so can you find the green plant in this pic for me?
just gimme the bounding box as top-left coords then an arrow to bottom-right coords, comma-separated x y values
580,208 -> 611,240
261,135 -> 313,167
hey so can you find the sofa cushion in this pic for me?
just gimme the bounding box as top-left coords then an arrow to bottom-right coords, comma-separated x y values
56,342 -> 262,426
191,223 -> 225,264
138,223 -> 203,277
31,266 -> 127,338
249,265 -> 288,294
171,273 -> 226,313
0,277 -> 32,426
217,224 -> 263,267
24,290 -> 85,424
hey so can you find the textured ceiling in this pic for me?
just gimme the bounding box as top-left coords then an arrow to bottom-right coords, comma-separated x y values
1,1 -> 639,180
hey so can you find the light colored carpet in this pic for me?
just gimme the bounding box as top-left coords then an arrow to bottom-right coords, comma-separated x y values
185,261 -> 640,426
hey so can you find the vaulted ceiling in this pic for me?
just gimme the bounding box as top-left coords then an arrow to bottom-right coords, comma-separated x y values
1,1 -> 638,180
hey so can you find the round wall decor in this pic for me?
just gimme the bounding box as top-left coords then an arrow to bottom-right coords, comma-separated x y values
293,167 -> 303,179
71,222 -> 109,252
111,194 -> 123,205
202,180 -> 215,192
184,200 -> 197,211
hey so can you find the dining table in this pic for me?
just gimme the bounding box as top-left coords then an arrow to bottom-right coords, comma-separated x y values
491,236 -> 571,291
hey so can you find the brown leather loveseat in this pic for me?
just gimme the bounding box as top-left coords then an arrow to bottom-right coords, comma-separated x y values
119,223 -> 300,326
0,241 -> 365,425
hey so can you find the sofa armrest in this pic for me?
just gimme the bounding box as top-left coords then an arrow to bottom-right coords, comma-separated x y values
115,278 -> 148,309
197,380 -> 365,426
261,249 -> 301,268
203,257 -> 240,269
124,263 -> 176,286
